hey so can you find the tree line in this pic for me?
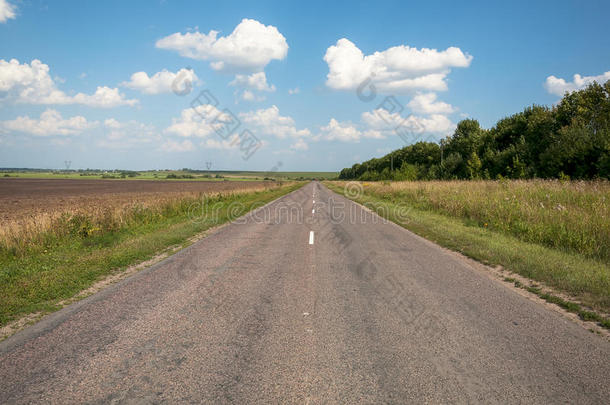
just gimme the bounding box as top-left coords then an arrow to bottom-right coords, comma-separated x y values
339,80 -> 610,180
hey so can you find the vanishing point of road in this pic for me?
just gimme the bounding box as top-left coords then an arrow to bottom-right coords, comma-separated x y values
1,182 -> 608,403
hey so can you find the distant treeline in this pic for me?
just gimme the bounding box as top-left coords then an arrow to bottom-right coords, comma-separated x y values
339,81 -> 610,180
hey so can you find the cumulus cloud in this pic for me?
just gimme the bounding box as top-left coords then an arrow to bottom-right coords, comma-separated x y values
239,105 -> 311,139
203,135 -> 240,150
407,92 -> 455,114
156,18 -> 288,72
98,118 -> 161,149
240,90 -> 265,102
230,72 -> 275,102
320,118 -> 363,142
290,138 -> 308,150
1,109 -> 97,136
160,139 -> 195,152
544,71 -> 610,96
0,0 -> 16,23
165,105 -> 310,154
230,72 -> 275,92
71,87 -> 139,108
318,107 -> 455,144
0,59 -> 138,107
363,108 -> 455,135
121,68 -> 199,95
165,104 -> 236,138
323,38 -> 472,93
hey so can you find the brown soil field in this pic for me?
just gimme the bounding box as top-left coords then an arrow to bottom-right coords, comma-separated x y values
0,178 -> 272,225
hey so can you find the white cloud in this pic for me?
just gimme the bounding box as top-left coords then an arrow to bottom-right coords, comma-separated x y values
165,104 -> 232,138
290,138 -> 308,150
230,72 -> 275,92
362,108 -> 455,136
323,38 -> 472,93
317,118 -> 387,143
239,105 -> 311,139
72,86 -> 139,108
156,18 -> 288,72
0,59 -> 138,107
1,109 -> 97,136
231,72 -> 275,102
411,114 -> 455,134
544,71 -> 610,96
318,108 -> 455,144
361,108 -> 403,129
362,129 -> 385,139
0,0 -> 16,23
98,118 -> 161,149
288,87 -> 300,95
240,90 -> 265,102
242,90 -> 254,101
407,92 -> 455,114
104,118 -> 121,129
160,139 -> 195,152
121,68 -> 199,95
203,135 -> 239,150
320,118 -> 362,142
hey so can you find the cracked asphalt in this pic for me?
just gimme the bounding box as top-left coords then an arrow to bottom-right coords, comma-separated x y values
1,182 -> 608,403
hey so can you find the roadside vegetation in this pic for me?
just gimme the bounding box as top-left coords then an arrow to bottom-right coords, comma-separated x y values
0,182 -> 302,328
327,180 -> 610,324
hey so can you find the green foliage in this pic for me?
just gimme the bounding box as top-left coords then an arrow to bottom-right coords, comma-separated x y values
339,80 -> 610,180
466,151 -> 482,179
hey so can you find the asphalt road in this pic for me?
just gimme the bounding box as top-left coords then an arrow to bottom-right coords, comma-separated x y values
1,182 -> 609,404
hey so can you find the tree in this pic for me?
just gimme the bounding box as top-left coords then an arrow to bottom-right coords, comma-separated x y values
466,151 -> 482,179
339,80 -> 610,180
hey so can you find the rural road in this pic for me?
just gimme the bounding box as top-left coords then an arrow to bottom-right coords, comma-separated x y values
1,182 -> 608,403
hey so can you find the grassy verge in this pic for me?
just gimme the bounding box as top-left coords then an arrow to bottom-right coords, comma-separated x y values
326,181 -> 610,327
0,183 -> 303,327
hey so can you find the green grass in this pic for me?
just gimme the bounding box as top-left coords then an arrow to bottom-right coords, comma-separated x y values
0,183 -> 303,327
326,181 -> 610,322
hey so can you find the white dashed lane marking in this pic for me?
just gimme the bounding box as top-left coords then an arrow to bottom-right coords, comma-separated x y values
309,231 -> 314,245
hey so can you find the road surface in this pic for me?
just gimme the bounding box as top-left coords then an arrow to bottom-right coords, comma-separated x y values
1,182 -> 608,403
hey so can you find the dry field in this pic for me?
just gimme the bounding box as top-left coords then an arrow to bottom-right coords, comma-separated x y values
0,178 -> 279,256
0,178 -> 271,225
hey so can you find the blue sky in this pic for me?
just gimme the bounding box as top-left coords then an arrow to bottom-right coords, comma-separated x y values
1,0 -> 609,171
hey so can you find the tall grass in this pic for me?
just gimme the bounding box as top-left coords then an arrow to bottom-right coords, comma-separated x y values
358,180 -> 609,263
